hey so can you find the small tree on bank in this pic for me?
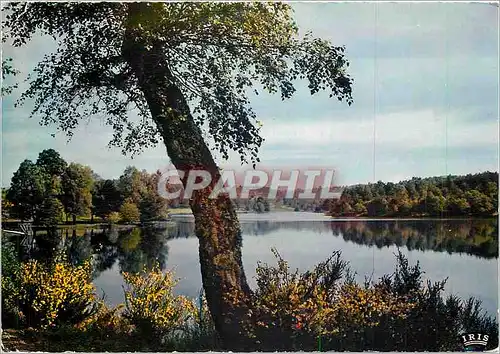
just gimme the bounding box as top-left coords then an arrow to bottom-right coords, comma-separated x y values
61,163 -> 94,224
7,160 -> 48,222
119,201 -> 141,224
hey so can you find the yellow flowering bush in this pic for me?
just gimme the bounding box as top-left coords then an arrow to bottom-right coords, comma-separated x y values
122,265 -> 197,336
18,256 -> 97,328
319,283 -> 417,334
248,250 -> 342,331
245,248 -> 417,350
75,300 -> 130,335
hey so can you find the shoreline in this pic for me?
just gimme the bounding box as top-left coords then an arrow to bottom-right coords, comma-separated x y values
169,212 -> 497,222
2,212 -> 497,229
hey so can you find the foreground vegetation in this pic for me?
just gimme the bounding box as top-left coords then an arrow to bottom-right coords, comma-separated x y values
4,2 -> 498,345
2,239 -> 497,352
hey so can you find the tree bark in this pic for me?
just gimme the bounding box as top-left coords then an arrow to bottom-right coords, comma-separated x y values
123,4 -> 254,350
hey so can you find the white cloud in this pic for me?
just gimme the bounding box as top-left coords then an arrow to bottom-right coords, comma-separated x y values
259,109 -> 498,150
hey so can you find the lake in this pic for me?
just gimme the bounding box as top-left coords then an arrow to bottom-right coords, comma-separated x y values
8,212 -> 499,317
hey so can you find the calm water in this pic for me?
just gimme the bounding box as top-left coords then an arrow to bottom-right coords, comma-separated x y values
8,213 -> 499,317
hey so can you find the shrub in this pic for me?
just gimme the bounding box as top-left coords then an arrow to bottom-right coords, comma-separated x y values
119,201 -> 140,223
243,248 -> 498,352
75,300 -> 130,335
18,256 -> 97,328
1,241 -> 22,327
245,249 -> 415,350
360,251 -> 499,351
106,211 -> 121,224
122,265 -> 197,338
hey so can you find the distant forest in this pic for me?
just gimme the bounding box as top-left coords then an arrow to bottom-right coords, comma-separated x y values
327,172 -> 498,218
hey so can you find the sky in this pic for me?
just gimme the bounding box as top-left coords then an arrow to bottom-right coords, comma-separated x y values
2,2 -> 499,187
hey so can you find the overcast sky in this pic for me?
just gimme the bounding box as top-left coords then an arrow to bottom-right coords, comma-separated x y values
2,2 -> 498,187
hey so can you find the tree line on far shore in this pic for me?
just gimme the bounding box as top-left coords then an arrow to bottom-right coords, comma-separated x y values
327,172 -> 498,218
2,149 -> 168,226
3,149 -> 498,225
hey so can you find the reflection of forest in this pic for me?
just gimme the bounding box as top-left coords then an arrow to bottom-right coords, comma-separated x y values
329,219 -> 498,259
172,220 -> 332,238
89,227 -> 171,277
170,219 -> 498,259
6,219 -> 496,283
6,226 -> 171,281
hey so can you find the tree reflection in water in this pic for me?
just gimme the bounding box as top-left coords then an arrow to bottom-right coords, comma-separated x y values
4,218 -> 496,286
329,219 -> 498,259
170,218 -> 498,259
6,224 -> 171,281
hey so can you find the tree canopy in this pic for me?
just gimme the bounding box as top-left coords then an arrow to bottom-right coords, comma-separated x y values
3,3 -> 352,165
4,150 -> 168,225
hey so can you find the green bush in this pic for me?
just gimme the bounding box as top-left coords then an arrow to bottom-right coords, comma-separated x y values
1,241 -> 22,327
333,251 -> 499,351
106,211 -> 121,224
119,201 -> 140,223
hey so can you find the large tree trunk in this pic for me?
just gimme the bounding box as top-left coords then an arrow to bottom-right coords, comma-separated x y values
123,4 -> 254,350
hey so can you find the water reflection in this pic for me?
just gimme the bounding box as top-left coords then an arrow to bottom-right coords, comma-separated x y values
4,225 -> 171,278
331,219 -> 498,259
7,218 -> 496,270
171,219 -> 498,259
3,217 -> 497,315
